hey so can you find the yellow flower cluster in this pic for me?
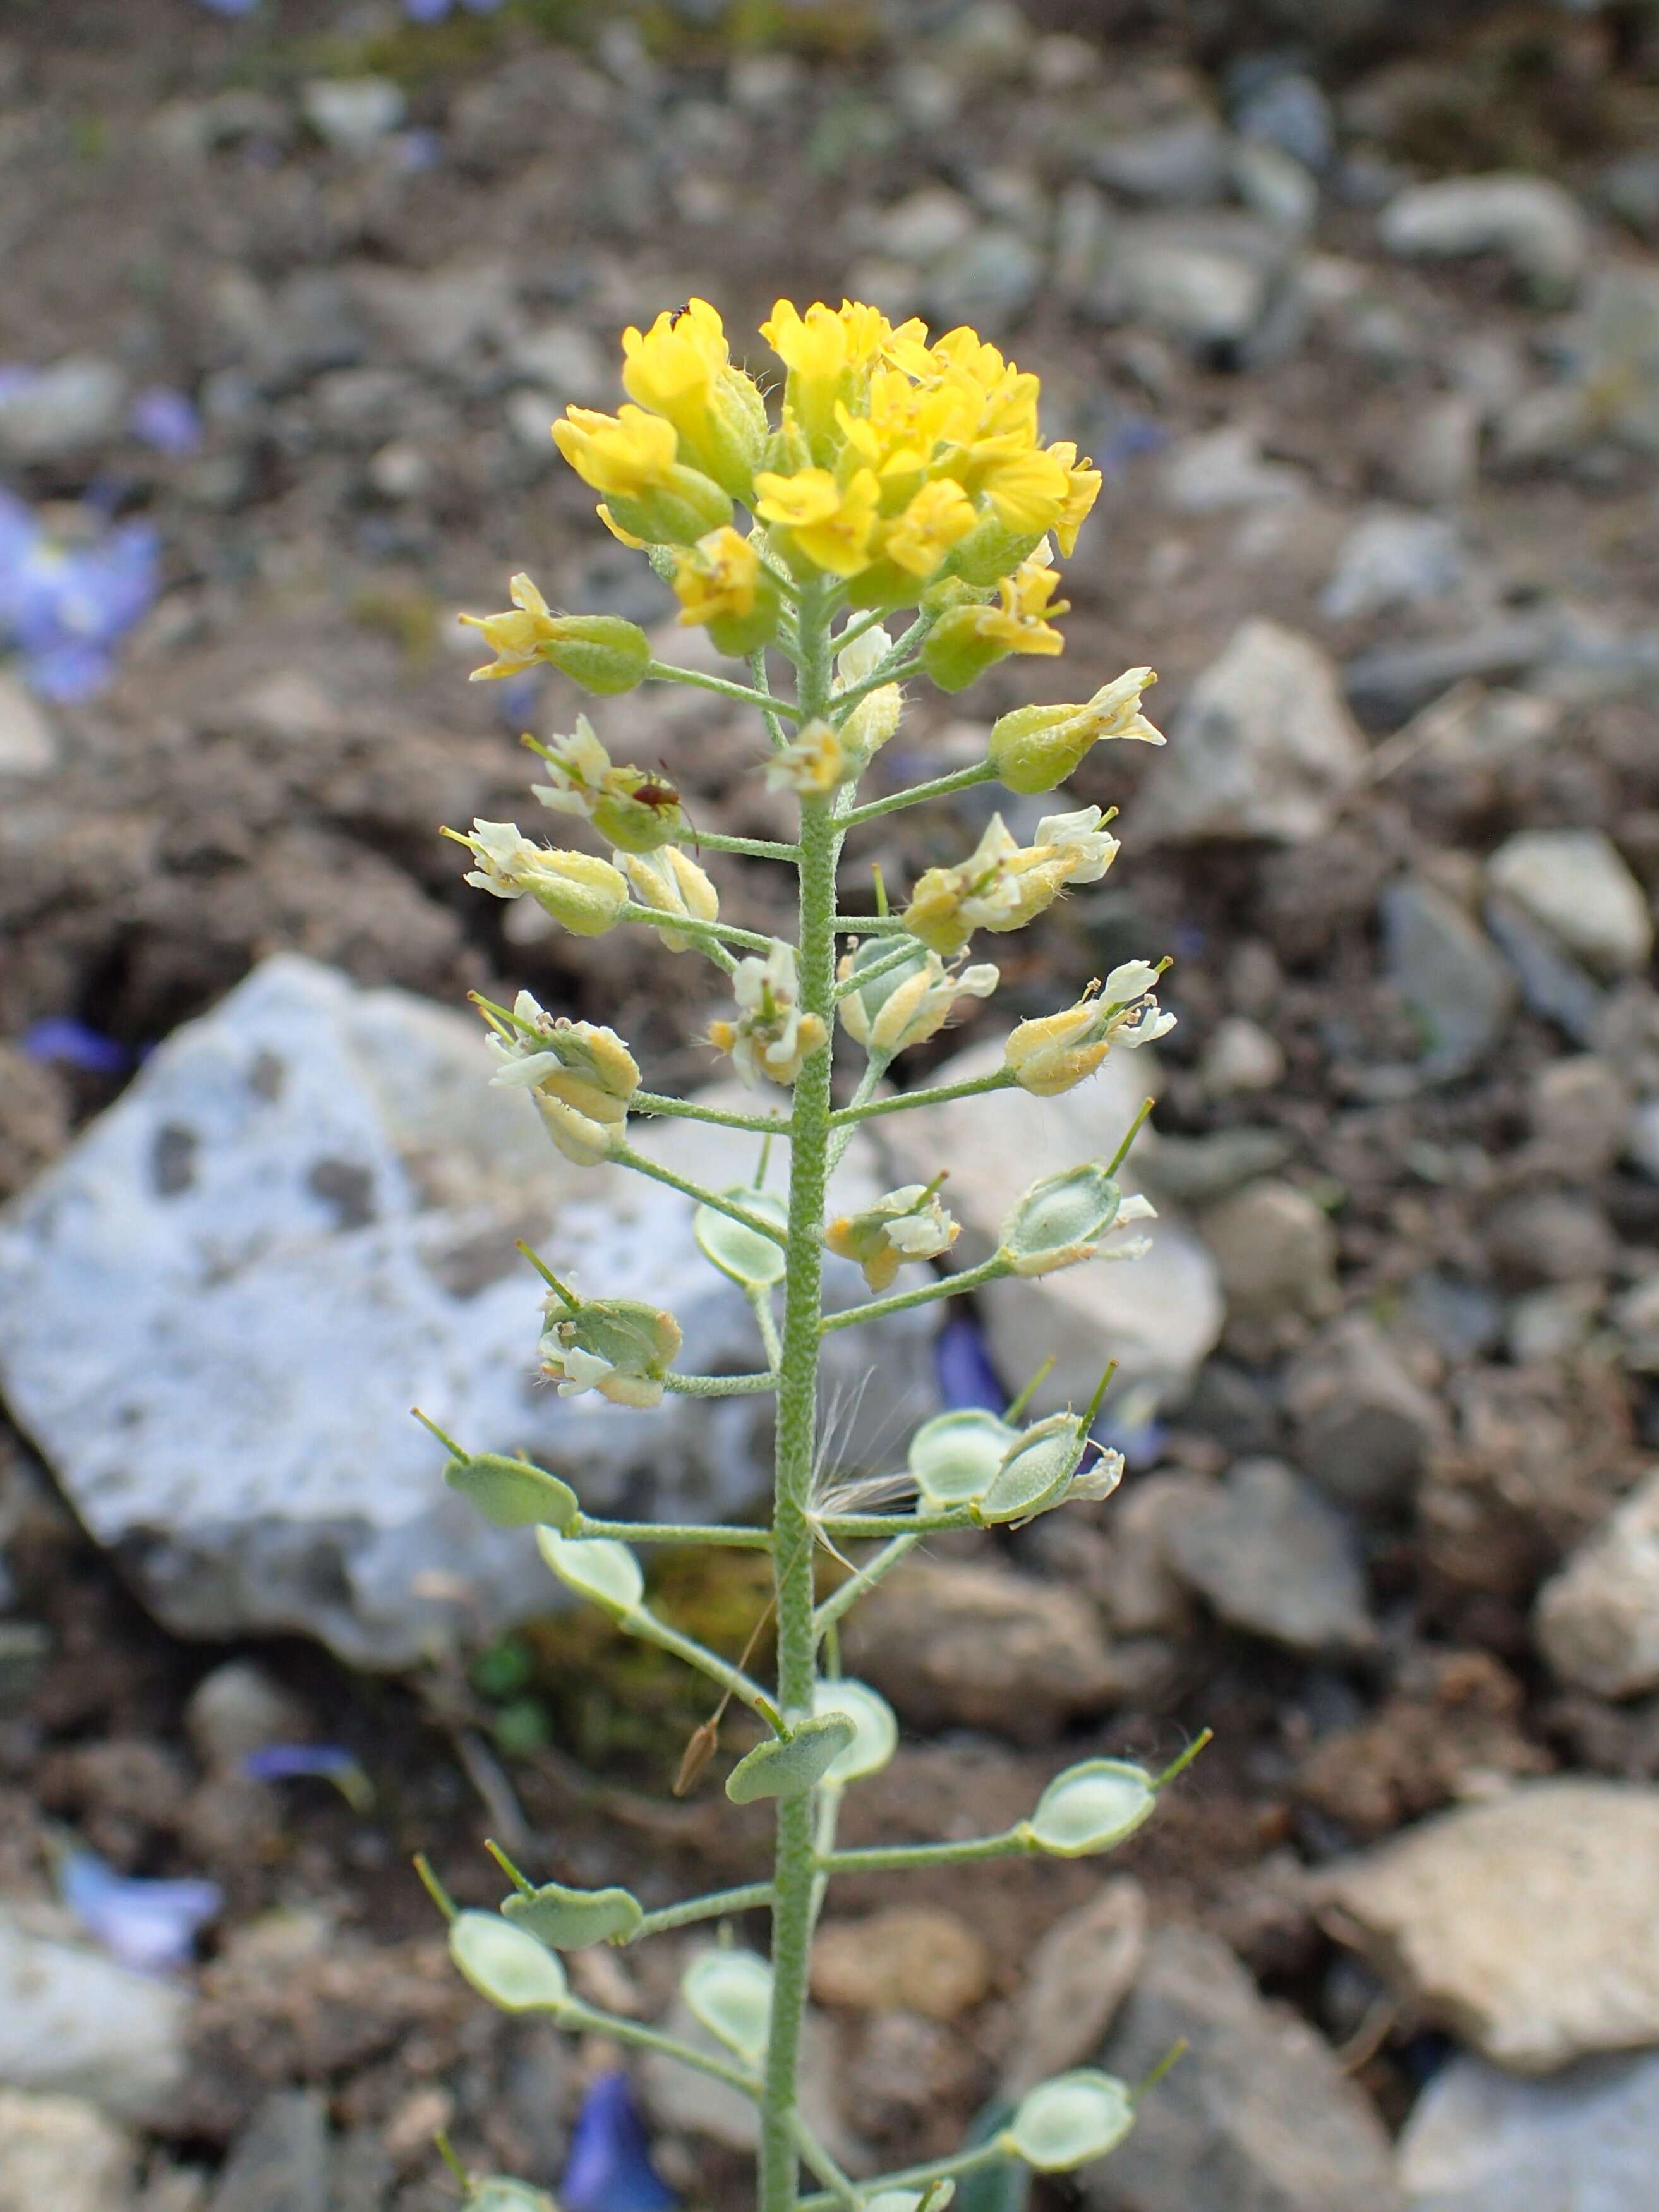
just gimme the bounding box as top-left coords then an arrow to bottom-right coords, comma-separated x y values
548,295 -> 1101,655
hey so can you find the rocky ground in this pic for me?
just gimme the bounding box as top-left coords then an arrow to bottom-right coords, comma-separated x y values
6,1 -> 1659,2208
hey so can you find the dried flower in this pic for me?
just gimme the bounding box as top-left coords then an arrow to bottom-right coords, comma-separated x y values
708,941 -> 828,1089
825,1182 -> 960,1293
613,845 -> 719,953
448,820 -> 629,935
539,1291 -> 682,1409
838,940 -> 998,1058
1004,961 -> 1176,1097
481,989 -> 639,1166
902,807 -> 1118,957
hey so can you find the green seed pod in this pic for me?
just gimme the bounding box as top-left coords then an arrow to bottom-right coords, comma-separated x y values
502,1880 -> 642,1950
443,1452 -> 579,1532
539,615 -> 653,696
683,1949 -> 772,2064
920,605 -> 1008,694
1004,2072 -> 1135,2172
811,1679 -> 898,1786
535,1528 -> 644,1617
694,1187 -> 788,1288
725,1712 -> 857,1804
998,1163 -> 1121,1277
972,1411 -> 1087,1526
449,1912 -> 569,2013
1027,1758 -> 1157,1858
943,515 -> 1043,589
907,1408 -> 1019,1509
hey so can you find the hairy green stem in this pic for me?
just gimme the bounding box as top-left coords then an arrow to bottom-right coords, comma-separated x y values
646,658 -> 803,720
633,1090 -> 792,1137
818,1254 -> 1008,1334
759,586 -> 840,2212
819,1828 -> 1034,1874
660,1370 -> 777,1397
840,758 -> 999,827
558,2002 -> 761,2099
612,1143 -> 789,1247
623,1609 -> 776,1715
619,901 -> 776,956
751,647 -> 793,752
574,1514 -> 771,1548
827,1066 -> 1017,1128
797,2139 -> 1012,2212
812,1532 -> 920,1637
690,829 -> 802,860
629,1882 -> 776,1940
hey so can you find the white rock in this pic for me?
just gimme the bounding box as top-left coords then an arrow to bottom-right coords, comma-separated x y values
1485,829 -> 1653,977
866,184 -> 977,262
1001,1880 -> 1146,2098
0,674 -> 59,778
0,956 -> 937,1665
0,1914 -> 188,2120
508,321 -> 610,404
872,1034 -> 1223,1420
0,357 -> 126,461
1534,1466 -> 1659,1697
300,77 -> 406,154
184,1660 -> 311,1770
0,2089 -> 135,2212
1198,1015 -> 1285,1096
1319,508 -> 1467,621
1379,174 -> 1590,302
1137,620 -> 1368,844
1162,425 -> 1308,514
1316,1780 -> 1659,2072
1399,2047 -> 1659,2212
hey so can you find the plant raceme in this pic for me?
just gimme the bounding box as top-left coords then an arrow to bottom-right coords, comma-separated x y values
424,298 -> 1195,2212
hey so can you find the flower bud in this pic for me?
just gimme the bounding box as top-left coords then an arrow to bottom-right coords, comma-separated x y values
448,820 -> 629,936
838,939 -> 999,1058
1004,961 -> 1175,1097
943,515 -> 1043,589
998,1163 -> 1127,1277
605,467 -> 734,550
552,404 -> 733,547
987,669 -> 1163,795
538,1290 -> 682,1409
920,603 -> 1009,694
834,624 -> 903,762
824,1183 -> 959,1293
614,845 -> 718,954
480,990 -> 639,1167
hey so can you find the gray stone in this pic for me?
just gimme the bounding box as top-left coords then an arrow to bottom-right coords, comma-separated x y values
872,1034 -> 1223,1422
0,1912 -> 188,2120
1379,174 -> 1590,303
1483,896 -> 1606,1049
300,78 -> 405,154
1399,2047 -> 1659,2212
0,2089 -> 135,2212
1234,73 -> 1334,172
1136,1127 -> 1294,1208
1198,1016 -> 1285,1097
508,320 -> 610,404
921,227 -> 1043,333
1528,1056 -> 1632,1180
1139,621 -> 1367,845
1094,118 -> 1230,206
184,1662 -> 311,1771
1284,1315 -> 1441,1513
1484,1188 -> 1618,1288
1315,1780 -> 1659,2071
209,2091 -> 330,2212
1629,1097 -> 1659,1182
1319,509 -> 1467,622
0,956 -> 936,1665
1198,1178 -> 1340,1353
1535,1466 -> 1659,1698
0,674 -> 59,778
1485,831 -> 1653,978
353,260 -> 518,375
1104,217 -> 1272,348
1505,1281 -> 1603,1366
1161,425 -> 1308,514
1084,1925 -> 1404,2212
1391,392 -> 1483,505
845,1556 -> 1122,1741
1345,617 -> 1552,724
1381,879 -> 1517,1082
1507,269 -> 1659,460
866,184 -> 977,261
0,356 -> 126,461
1001,1880 -> 1146,2098
1231,143 -> 1319,240
1164,1457 -> 1374,1652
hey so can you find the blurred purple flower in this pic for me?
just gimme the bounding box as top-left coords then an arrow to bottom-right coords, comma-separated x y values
397,128 -> 445,172
562,2074 -> 675,2212
19,1017 -> 133,1077
405,0 -> 507,18
242,1743 -> 375,1811
58,1847 -> 220,1975
131,386 -> 202,456
1098,416 -> 1169,475
0,490 -> 161,702
196,0 -> 262,15
935,1312 -> 1006,1415
493,666 -> 545,727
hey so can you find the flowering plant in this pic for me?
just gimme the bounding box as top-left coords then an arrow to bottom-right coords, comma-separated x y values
425,297 -> 1196,2211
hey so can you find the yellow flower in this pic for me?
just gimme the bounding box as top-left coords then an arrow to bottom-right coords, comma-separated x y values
976,442 -> 1071,536
754,464 -> 881,579
987,668 -> 1162,794
1048,440 -> 1103,557
881,478 -> 978,579
761,298 -> 891,459
764,718 -> 852,797
978,547 -> 1070,653
458,572 -> 559,679
459,574 -> 651,694
596,504 -> 647,550
620,296 -> 767,498
671,526 -> 780,653
552,404 -> 679,498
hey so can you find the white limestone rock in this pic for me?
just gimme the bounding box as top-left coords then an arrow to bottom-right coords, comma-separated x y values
0,955 -> 938,1665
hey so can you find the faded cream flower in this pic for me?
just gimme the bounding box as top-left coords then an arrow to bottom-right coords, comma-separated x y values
987,667 -> 1163,794
838,940 -> 999,1058
446,820 -> 629,936
530,716 -> 687,854
708,941 -> 828,1089
538,1290 -> 682,1408
765,718 -> 852,797
825,1183 -> 959,1293
902,806 -> 1119,957
833,623 -> 903,761
480,989 -> 639,1168
614,845 -> 719,953
1004,960 -> 1176,1097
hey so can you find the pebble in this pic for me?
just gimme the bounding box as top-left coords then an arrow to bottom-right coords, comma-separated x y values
921,226 -> 1043,333
1319,509 -> 1467,622
1378,174 -> 1590,303
1485,830 -> 1654,979
0,1911 -> 188,2120
0,2089 -> 134,2212
208,2091 -> 330,2212
1344,615 -> 1552,724
1534,1465 -> 1659,1698
1505,1281 -> 1603,1365
1528,1055 -> 1632,1180
1391,391 -> 1483,506
1094,117 -> 1230,205
184,1661 -> 311,1771
1315,1780 -> 1659,2071
1628,1097 -> 1659,1182
810,1908 -> 991,2022
1398,2046 -> 1659,2212
1231,142 -> 1319,240
1483,1188 -> 1618,1288
0,674 -> 59,778
1234,71 -> 1334,172
843,1556 -> 1121,1740
1284,1315 -> 1441,1514
299,78 -> 406,155
1085,1925 -> 1404,2212
0,955 -> 936,1666
1101,216 -> 1275,349
866,183 -> 977,260
1161,424 -> 1308,514
1198,1178 -> 1340,1355
874,1033 -> 1223,1421
1164,1456 -> 1375,1652
1198,1016 -> 1286,1097
508,320 -> 610,404
1380,878 -> 1517,1083
0,356 -> 126,461
1000,1879 -> 1146,2098
1139,620 -> 1366,844
1483,895 -> 1606,1048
